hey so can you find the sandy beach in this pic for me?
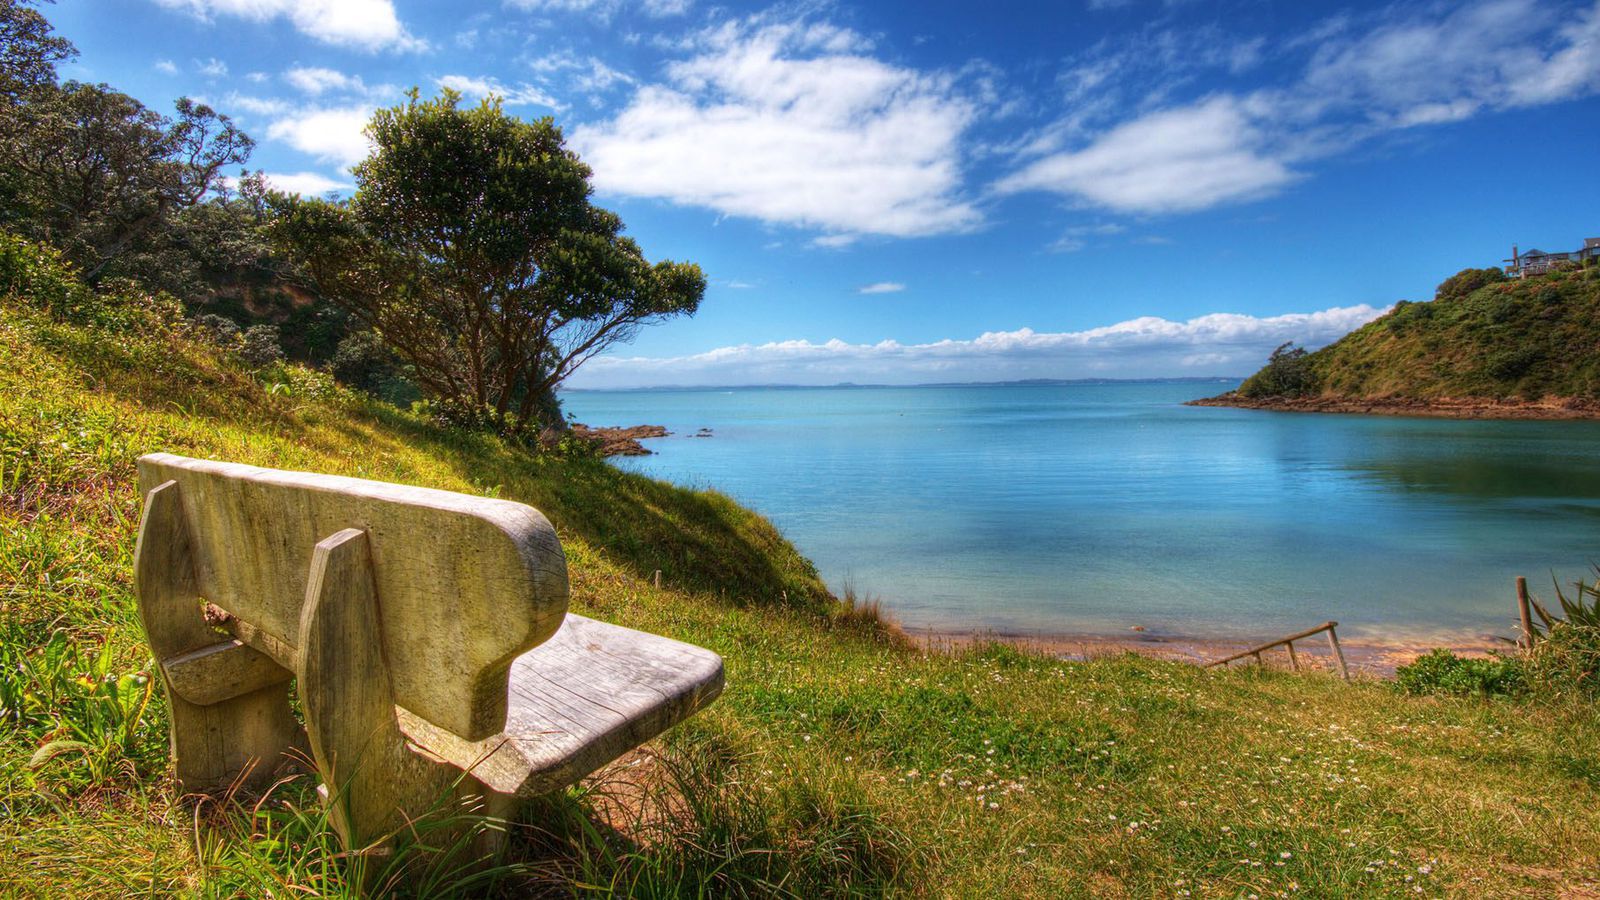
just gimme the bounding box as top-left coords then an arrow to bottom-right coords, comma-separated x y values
905,624 -> 1516,677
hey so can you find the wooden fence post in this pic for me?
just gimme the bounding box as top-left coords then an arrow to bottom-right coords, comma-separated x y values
1516,576 -> 1534,650
1325,626 -> 1350,682
1285,641 -> 1299,671
653,570 -> 662,589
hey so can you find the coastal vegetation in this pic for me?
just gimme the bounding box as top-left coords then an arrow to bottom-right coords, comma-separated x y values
1219,262 -> 1600,413
6,234 -> 1600,897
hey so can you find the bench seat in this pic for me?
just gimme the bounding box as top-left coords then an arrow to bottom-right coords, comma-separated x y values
397,614 -> 725,797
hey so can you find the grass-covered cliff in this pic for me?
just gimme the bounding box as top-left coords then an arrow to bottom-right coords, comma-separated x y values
1213,263 -> 1600,414
5,240 -> 1600,897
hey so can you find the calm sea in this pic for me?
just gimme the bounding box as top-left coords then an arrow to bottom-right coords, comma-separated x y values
561,381 -> 1600,643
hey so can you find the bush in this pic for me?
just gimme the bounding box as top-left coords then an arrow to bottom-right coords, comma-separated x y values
0,230 -> 87,318
1396,649 -> 1525,698
193,312 -> 241,344
1525,571 -> 1600,699
239,324 -> 284,367
1238,342 -> 1319,398
1434,266 -> 1506,302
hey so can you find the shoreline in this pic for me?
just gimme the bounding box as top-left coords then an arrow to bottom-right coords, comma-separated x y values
1188,393 -> 1600,420
904,625 -> 1514,677
570,423 -> 671,455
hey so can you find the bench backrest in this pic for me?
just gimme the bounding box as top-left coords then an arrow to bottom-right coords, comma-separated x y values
137,453 -> 568,741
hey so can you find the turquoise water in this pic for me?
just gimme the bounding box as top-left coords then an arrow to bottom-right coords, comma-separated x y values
562,381 -> 1600,643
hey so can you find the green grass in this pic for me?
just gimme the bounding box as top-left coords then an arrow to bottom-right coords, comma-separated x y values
1236,264 -> 1600,402
3,291 -> 1600,897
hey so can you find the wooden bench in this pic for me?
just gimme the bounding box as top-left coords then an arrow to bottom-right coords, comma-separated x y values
133,453 -> 724,854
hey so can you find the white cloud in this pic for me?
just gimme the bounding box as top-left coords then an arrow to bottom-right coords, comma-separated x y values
641,0 -> 692,15
154,59 -> 178,75
437,74 -> 563,110
225,93 -> 293,117
506,0 -> 688,19
152,0 -> 425,52
196,57 -> 228,78
999,96 -> 1296,214
1005,0 -> 1600,216
566,304 -> 1389,388
527,51 -> 635,96
857,282 -> 906,294
261,171 -> 353,195
1048,222 -> 1126,253
284,66 -> 365,96
571,17 -> 982,243
266,105 -> 375,168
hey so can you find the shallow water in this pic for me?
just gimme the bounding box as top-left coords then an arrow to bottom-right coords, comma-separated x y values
562,381 -> 1600,643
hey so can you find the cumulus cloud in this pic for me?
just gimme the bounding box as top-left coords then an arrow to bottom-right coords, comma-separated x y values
266,105 -> 375,168
1000,96 -> 1295,214
857,282 -> 906,294
260,171 -> 353,196
284,66 -> 366,96
565,304 -> 1388,388
572,17 -> 982,243
151,0 -> 425,52
196,57 -> 228,78
1006,0 -> 1600,215
154,59 -> 178,75
437,74 -> 563,109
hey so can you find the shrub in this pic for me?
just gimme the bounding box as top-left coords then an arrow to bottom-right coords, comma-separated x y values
1238,342 -> 1319,398
1525,571 -> 1600,699
1396,649 -> 1525,698
193,312 -> 242,344
239,324 -> 284,367
1434,266 -> 1506,302
0,230 -> 87,318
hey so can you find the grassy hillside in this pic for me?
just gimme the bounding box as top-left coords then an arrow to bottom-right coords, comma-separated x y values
4,252 -> 1600,897
1235,264 -> 1600,403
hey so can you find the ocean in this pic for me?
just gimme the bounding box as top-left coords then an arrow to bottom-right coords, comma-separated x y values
561,380 -> 1600,644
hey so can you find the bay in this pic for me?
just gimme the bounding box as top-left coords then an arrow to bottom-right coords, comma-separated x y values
562,381 -> 1600,643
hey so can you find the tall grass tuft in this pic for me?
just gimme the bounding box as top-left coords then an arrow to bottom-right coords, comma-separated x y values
1526,568 -> 1600,699
515,729 -> 916,898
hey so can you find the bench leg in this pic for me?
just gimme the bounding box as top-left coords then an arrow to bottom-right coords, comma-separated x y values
298,528 -> 518,874
135,481 -> 301,794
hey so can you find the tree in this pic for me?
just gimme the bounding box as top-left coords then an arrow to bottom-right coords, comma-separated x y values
0,83 -> 252,285
271,90 -> 704,431
0,0 -> 74,100
1239,341 -> 1319,398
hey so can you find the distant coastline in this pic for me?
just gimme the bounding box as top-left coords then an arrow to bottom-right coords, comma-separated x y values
1189,393 -> 1600,420
564,376 -> 1241,393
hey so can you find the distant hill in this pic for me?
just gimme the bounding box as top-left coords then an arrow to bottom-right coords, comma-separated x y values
1197,262 -> 1600,417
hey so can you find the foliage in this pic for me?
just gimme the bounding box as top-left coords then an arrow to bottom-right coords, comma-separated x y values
1233,265 -> 1600,401
0,82 -> 251,285
1525,570 -> 1600,699
238,323 -> 284,368
270,89 -> 705,432
0,0 -> 75,100
1433,266 -> 1506,302
1395,649 -> 1525,698
1238,341 -> 1319,398
330,327 -> 417,404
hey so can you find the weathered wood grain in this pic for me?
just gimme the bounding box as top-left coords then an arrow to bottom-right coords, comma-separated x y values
137,453 -> 569,741
297,528 -> 475,852
134,480 -> 300,792
163,639 -> 294,707
397,614 -> 725,797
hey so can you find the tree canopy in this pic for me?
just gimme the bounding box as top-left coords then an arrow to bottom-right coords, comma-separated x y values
0,0 -> 253,289
271,90 -> 704,431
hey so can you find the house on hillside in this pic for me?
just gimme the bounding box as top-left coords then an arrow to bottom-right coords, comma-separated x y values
1505,237 -> 1600,277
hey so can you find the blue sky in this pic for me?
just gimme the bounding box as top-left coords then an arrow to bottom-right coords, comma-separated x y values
52,0 -> 1600,386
